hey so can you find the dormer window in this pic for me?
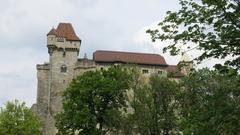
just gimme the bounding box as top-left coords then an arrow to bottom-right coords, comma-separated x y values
61,65 -> 67,73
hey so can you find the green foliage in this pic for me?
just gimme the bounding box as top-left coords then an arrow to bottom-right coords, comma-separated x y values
0,100 -> 41,135
127,68 -> 240,135
179,69 -> 240,134
55,65 -> 133,135
147,0 -> 240,69
129,75 -> 180,135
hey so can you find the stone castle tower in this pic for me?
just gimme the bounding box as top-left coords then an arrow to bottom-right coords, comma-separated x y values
178,52 -> 194,75
46,23 -> 81,114
33,23 -> 81,135
32,23 -> 192,135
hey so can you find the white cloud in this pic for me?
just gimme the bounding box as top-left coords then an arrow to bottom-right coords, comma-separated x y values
132,21 -> 181,65
0,48 -> 46,106
132,19 -> 230,69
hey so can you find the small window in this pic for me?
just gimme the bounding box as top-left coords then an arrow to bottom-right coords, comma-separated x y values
142,69 -> 149,74
57,38 -> 64,42
61,65 -> 67,73
158,70 -> 163,74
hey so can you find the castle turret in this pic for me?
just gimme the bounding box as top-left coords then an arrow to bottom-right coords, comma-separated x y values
178,52 -> 193,75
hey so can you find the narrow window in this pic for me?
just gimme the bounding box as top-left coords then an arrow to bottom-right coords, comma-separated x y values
61,65 -> 67,73
63,51 -> 66,57
142,69 -> 149,74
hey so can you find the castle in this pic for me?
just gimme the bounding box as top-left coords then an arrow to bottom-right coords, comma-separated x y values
32,23 -> 192,135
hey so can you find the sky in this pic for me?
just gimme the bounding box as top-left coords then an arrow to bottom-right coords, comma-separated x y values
0,0 -> 222,107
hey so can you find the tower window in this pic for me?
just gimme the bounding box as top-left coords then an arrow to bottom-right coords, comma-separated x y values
61,65 -> 67,73
142,69 -> 149,74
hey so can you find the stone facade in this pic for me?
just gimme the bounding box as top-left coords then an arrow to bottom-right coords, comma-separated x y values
32,23 -> 192,135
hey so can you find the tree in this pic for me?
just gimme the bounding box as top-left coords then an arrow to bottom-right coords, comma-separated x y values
126,68 -> 240,135
179,68 -> 240,134
0,100 -> 41,135
147,0 -> 240,69
55,65 -> 133,135
129,75 -> 180,135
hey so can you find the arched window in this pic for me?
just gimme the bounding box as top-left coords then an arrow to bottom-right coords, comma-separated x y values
61,65 -> 67,73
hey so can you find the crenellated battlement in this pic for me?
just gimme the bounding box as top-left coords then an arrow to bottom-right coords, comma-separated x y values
36,63 -> 50,70
47,36 -> 80,50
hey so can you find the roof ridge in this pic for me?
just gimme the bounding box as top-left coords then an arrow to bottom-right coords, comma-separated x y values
47,28 -> 57,36
94,50 -> 167,66
47,23 -> 81,41
95,50 -> 163,57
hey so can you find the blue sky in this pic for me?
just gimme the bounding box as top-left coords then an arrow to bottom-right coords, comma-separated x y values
0,0 -> 220,107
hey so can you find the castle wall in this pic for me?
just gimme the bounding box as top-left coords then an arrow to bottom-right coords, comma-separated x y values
36,58 -> 178,135
35,64 -> 51,133
74,67 -> 96,77
74,59 -> 96,77
95,62 -> 168,77
36,64 -> 50,113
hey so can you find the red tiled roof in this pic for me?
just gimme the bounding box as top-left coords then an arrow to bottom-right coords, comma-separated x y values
47,23 -> 81,41
93,50 -> 167,66
166,65 -> 184,77
47,28 -> 57,35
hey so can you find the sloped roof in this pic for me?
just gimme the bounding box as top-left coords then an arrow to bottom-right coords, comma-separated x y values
93,50 -> 167,66
47,28 -> 57,35
166,65 -> 184,77
47,23 -> 81,41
